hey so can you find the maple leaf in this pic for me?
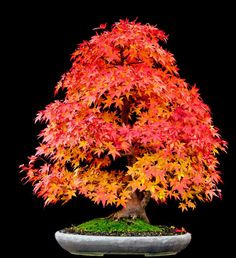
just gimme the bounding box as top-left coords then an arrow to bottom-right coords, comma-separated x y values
40,163 -> 51,173
93,188 -> 108,207
179,202 -> 188,212
186,200 -> 196,209
100,23 -> 107,29
192,174 -> 203,185
116,196 -> 128,207
205,189 -> 218,201
93,23 -> 107,31
79,140 -> 88,149
105,142 -> 121,160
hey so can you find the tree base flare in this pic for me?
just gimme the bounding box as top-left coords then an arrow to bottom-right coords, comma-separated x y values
109,191 -> 151,223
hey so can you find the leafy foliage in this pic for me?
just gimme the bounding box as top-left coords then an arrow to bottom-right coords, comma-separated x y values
20,19 -> 227,211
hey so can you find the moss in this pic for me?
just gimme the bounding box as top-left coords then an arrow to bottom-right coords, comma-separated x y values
63,218 -> 184,236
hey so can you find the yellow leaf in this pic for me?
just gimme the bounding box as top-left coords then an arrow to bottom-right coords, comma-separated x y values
79,141 -> 88,149
179,202 -> 188,212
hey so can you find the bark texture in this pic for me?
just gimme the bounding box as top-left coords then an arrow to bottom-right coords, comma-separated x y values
109,190 -> 151,223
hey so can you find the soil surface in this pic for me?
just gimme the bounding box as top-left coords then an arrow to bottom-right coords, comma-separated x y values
62,218 -> 187,236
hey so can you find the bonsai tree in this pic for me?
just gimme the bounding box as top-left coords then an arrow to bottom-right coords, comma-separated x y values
20,19 -> 227,223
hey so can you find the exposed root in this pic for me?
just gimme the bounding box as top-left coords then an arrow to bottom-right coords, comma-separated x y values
108,209 -> 149,223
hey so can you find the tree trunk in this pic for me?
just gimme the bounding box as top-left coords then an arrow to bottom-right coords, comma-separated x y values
109,190 -> 151,223
110,98 -> 151,222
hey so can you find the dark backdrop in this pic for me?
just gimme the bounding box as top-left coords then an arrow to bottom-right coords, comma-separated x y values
6,2 -> 235,258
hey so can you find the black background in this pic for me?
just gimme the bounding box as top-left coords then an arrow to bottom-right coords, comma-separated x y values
6,2 -> 235,257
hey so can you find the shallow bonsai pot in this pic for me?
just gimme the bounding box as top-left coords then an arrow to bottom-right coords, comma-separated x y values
55,231 -> 191,256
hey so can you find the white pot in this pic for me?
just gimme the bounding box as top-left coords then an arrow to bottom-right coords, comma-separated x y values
55,231 -> 191,256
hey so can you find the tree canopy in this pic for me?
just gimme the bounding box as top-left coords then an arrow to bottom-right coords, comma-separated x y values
20,19 -> 227,211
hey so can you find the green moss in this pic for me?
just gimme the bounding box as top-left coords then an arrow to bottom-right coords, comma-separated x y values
64,218 -> 181,236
